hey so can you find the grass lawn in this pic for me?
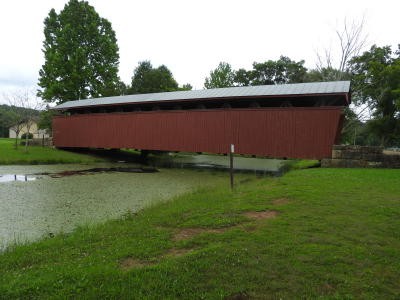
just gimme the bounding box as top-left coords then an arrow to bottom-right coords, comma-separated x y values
1,168 -> 399,298
0,138 -> 102,164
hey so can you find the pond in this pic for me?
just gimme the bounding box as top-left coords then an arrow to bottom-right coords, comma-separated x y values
148,153 -> 287,174
0,163 -> 239,250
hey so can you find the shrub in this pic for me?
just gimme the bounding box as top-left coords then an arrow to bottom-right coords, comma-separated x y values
21,132 -> 33,140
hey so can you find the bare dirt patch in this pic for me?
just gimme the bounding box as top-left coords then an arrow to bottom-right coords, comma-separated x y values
243,210 -> 279,220
239,223 -> 260,232
319,283 -> 336,295
120,248 -> 195,270
173,227 -> 228,241
120,257 -> 154,271
271,198 -> 290,205
172,211 -> 280,241
173,228 -> 204,241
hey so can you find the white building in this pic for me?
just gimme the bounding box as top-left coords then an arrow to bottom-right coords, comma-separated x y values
9,121 -> 50,139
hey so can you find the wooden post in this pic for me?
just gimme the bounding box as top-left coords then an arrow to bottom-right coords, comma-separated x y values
230,144 -> 234,190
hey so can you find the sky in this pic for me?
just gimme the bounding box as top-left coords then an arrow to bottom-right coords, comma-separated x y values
0,0 -> 399,104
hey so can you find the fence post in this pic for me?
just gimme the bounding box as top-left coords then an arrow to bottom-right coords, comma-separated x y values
230,144 -> 234,190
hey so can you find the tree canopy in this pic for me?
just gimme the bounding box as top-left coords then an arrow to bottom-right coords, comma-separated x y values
204,62 -> 235,88
128,61 -> 181,94
350,45 -> 400,146
38,106 -> 56,132
38,0 -> 121,104
249,56 -> 308,85
204,56 -> 308,89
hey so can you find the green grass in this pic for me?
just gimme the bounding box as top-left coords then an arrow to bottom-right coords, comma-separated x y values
0,138 -> 102,164
1,168 -> 399,298
288,159 -> 320,169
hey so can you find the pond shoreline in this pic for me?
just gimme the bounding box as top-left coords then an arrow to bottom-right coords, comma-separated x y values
0,163 -> 252,250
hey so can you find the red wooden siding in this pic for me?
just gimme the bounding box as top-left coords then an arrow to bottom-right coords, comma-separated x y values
53,107 -> 343,159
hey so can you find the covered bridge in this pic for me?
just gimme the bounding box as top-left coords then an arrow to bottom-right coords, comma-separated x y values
52,81 -> 351,159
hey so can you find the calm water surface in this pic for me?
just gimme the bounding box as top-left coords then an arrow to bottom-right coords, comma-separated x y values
0,163 -> 234,249
149,153 -> 286,173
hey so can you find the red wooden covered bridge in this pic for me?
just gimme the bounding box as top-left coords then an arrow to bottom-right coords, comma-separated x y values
52,81 -> 350,159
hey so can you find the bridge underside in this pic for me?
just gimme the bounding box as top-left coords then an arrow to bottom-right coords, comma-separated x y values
53,107 -> 343,159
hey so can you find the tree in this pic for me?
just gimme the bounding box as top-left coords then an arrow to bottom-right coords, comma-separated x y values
204,62 -> 235,89
38,106 -> 56,134
205,57 -> 307,88
250,56 -> 308,85
3,90 -> 42,150
339,107 -> 364,145
314,18 -> 367,81
128,61 -> 179,94
234,68 -> 252,86
349,45 -> 400,146
231,56 -> 307,87
8,112 -> 24,149
179,83 -> 193,91
307,18 -> 368,145
38,0 -> 121,104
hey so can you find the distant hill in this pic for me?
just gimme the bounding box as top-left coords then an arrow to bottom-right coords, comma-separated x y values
0,104 -> 40,137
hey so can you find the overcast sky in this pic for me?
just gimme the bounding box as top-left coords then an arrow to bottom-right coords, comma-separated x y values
0,0 -> 398,104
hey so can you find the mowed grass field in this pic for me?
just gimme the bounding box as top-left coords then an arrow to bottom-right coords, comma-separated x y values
0,168 -> 399,298
0,138 -> 101,164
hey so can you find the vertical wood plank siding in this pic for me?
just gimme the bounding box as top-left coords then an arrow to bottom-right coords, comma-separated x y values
53,107 -> 343,159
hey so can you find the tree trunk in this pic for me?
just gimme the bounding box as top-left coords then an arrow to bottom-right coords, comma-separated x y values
25,133 -> 29,153
14,134 -> 18,149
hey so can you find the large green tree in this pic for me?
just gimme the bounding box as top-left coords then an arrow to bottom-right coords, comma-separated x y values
350,45 -> 400,146
128,61 -> 180,94
204,62 -> 235,88
38,0 -> 121,104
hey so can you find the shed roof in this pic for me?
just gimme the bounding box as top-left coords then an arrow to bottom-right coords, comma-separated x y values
53,81 -> 351,110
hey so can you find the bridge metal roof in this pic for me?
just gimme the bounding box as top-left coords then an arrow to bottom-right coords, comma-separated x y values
53,81 -> 351,110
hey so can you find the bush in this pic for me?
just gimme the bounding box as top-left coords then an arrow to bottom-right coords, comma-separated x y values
20,139 -> 45,146
21,133 -> 33,140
